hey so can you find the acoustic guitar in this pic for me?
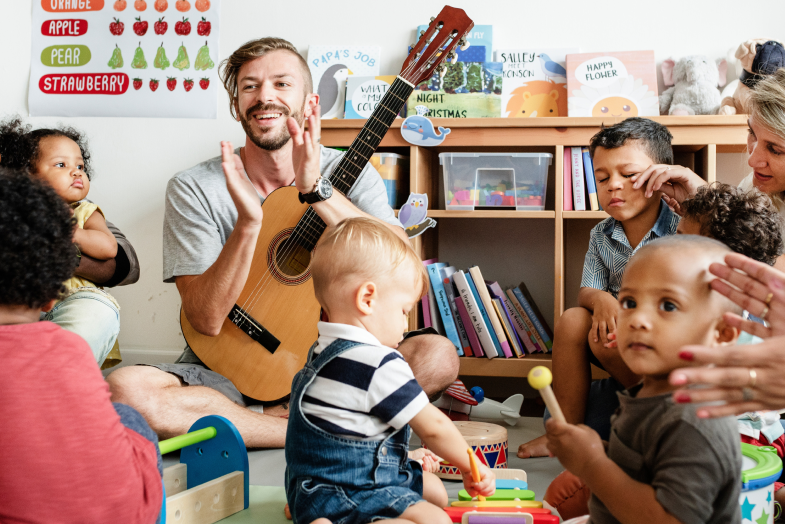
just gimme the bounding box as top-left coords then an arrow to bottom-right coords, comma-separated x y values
181,6 -> 474,402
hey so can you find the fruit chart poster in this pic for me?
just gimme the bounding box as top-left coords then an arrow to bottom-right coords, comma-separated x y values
29,0 -> 220,118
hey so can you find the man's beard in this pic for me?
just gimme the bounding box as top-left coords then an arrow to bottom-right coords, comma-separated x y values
239,101 -> 305,151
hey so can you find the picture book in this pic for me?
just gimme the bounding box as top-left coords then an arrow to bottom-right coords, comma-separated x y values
493,298 -> 523,358
502,292 -> 539,354
495,48 -> 577,118
513,283 -> 553,351
441,266 -> 473,357
453,271 -> 496,358
427,262 -> 462,354
307,45 -> 381,119
487,281 -> 526,356
571,146 -> 586,211
566,51 -> 659,117
344,75 -> 406,120
582,147 -> 599,211
454,294 -> 481,357
563,147 -> 573,211
414,24 -> 493,62
469,267 -> 511,358
408,62 -> 503,118
465,271 -> 503,358
506,289 -> 546,352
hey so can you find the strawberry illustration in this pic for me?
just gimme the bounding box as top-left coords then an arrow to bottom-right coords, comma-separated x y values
183,78 -> 194,91
133,17 -> 148,35
166,76 -> 177,91
154,17 -> 167,34
196,17 -> 210,36
174,16 -> 190,35
149,78 -> 160,91
133,78 -> 143,90
109,18 -> 124,35
199,77 -> 209,90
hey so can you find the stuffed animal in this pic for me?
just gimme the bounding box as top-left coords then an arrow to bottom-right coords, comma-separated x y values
659,56 -> 727,116
718,39 -> 785,115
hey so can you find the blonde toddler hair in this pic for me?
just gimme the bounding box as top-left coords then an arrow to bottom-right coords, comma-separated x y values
749,68 -> 785,140
311,217 -> 428,306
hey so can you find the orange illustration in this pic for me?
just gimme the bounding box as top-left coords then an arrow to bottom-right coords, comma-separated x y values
195,0 -> 210,12
134,0 -> 147,10
176,0 -> 191,11
505,80 -> 567,118
591,96 -> 638,117
114,0 -> 127,10
154,0 -> 168,11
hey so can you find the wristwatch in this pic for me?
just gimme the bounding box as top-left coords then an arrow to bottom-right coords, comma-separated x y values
298,176 -> 333,204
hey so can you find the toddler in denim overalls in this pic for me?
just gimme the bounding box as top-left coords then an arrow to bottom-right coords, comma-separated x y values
285,218 -> 495,524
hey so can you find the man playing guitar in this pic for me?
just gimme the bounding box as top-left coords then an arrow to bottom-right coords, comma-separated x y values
106,37 -> 458,448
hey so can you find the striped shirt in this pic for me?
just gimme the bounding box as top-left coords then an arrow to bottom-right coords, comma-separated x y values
581,200 -> 680,298
302,322 -> 429,440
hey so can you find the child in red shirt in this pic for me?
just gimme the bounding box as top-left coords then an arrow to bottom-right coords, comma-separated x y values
0,168 -> 162,523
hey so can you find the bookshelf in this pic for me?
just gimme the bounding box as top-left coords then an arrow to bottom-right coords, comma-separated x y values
321,115 -> 750,380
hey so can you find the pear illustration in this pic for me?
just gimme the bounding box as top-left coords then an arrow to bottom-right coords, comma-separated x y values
194,41 -> 214,70
154,42 -> 170,70
107,44 -> 124,69
131,42 -> 148,69
173,43 -> 190,71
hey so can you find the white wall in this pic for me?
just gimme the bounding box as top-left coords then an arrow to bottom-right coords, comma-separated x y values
2,0 -> 782,357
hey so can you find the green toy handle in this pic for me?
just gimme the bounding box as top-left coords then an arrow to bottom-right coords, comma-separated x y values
159,426 -> 217,455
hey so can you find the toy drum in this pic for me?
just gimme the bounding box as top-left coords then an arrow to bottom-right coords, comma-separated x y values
425,421 -> 508,480
740,443 -> 782,524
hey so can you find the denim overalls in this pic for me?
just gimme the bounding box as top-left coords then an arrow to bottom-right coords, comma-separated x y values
285,338 -> 424,524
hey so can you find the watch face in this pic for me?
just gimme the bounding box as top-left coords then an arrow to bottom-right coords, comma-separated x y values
317,177 -> 333,199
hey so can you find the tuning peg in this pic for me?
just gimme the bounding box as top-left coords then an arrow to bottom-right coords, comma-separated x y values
430,16 -> 435,22
458,37 -> 470,51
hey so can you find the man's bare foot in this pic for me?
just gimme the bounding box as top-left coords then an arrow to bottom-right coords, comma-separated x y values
517,434 -> 550,458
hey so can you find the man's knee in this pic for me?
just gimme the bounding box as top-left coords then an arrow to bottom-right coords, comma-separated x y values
398,334 -> 459,399
107,365 -> 179,405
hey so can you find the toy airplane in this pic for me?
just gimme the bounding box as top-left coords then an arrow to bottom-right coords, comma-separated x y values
433,381 -> 523,426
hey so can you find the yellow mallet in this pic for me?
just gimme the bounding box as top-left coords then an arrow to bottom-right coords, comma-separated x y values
467,447 -> 485,502
527,366 -> 566,423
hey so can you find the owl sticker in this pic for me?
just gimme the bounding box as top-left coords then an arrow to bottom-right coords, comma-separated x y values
399,192 -> 437,238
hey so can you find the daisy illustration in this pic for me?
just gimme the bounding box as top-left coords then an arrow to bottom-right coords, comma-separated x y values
568,75 -> 659,117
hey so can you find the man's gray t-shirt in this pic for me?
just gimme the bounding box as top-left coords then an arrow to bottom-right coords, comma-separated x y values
163,145 -> 403,283
588,385 -> 741,524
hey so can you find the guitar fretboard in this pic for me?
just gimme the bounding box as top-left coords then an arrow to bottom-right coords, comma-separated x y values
289,77 -> 415,252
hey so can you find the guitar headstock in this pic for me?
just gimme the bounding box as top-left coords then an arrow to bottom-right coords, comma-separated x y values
399,6 -> 474,86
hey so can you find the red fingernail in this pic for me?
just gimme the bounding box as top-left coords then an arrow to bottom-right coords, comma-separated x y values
679,350 -> 694,361
675,393 -> 690,403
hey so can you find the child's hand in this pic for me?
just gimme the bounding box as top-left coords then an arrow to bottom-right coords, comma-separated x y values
408,448 -> 442,474
545,419 -> 606,479
461,463 -> 495,499
632,164 -> 706,201
591,292 -> 619,345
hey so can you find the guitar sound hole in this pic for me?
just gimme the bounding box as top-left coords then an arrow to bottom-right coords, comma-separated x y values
274,236 -> 311,277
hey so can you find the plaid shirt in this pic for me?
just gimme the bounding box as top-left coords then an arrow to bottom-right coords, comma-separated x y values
581,201 -> 680,298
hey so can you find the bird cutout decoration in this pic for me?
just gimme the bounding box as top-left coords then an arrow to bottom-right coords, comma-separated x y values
537,53 -> 566,82
399,192 -> 437,239
400,105 -> 451,146
318,64 -> 352,119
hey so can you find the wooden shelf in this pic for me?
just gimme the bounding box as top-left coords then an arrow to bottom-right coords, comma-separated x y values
563,211 -> 609,219
395,209 -> 556,219
460,354 -> 609,380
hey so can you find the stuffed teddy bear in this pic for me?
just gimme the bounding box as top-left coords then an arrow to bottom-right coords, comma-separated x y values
718,39 -> 785,115
659,56 -> 727,115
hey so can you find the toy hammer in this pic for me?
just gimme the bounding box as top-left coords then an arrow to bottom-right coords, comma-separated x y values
527,366 -> 565,423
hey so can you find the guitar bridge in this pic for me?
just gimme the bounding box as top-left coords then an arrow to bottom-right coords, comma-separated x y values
229,304 -> 281,354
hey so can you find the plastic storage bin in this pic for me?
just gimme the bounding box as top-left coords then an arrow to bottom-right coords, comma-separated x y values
370,152 -> 409,209
440,152 -> 552,211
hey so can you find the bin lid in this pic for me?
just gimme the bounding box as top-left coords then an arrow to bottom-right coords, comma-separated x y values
439,152 -> 554,165
741,442 -> 782,490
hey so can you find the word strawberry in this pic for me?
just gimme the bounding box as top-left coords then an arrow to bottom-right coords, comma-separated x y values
167,76 -> 177,91
174,16 -> 190,35
133,17 -> 148,35
196,17 -> 210,36
183,78 -> 194,91
150,78 -> 160,91
199,77 -> 209,90
154,17 -> 167,34
109,18 -> 124,35
133,78 -> 143,90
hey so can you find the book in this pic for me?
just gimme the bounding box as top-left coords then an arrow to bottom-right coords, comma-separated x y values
453,270 -> 497,358
307,45 -> 381,119
495,48 -> 576,118
486,281 -> 525,355
512,283 -> 553,351
493,298 -> 521,358
566,51 -> 659,117
571,146 -> 586,211
427,262 -> 462,354
582,147 -> 599,211
454,295 -> 482,357
506,289 -> 546,353
344,75 -> 406,120
441,266 -> 472,357
563,147 -> 573,211
468,267 -> 511,358
421,258 -> 438,328
501,293 -> 540,354
409,62 -> 503,118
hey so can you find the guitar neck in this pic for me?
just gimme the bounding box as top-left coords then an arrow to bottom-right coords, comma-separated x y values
290,76 -> 415,252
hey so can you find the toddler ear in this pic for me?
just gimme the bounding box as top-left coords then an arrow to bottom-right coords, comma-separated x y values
40,299 -> 57,313
355,281 -> 377,315
716,319 -> 739,346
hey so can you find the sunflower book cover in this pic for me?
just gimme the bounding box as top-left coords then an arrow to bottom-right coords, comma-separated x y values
566,51 -> 658,117
407,61 -> 503,118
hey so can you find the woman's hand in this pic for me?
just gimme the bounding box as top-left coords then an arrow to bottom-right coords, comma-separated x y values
631,164 -> 706,202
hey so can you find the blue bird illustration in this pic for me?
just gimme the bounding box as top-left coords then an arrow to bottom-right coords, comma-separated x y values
537,53 -> 566,82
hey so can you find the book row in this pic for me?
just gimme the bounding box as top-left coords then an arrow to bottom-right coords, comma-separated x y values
423,261 -> 553,359
563,146 -> 602,212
